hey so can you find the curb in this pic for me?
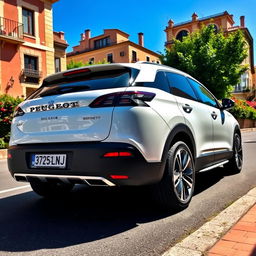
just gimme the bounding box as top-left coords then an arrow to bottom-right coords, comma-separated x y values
241,128 -> 256,132
162,187 -> 256,256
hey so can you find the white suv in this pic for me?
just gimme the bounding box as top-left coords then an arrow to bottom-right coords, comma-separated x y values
8,63 -> 243,210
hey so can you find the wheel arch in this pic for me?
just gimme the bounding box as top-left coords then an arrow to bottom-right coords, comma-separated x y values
161,124 -> 196,163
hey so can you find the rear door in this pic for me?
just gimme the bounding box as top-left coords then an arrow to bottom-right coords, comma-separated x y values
166,72 -> 215,168
187,78 -> 232,163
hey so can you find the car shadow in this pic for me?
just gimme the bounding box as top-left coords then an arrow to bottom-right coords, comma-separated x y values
0,186 -> 173,252
0,167 -> 236,252
194,167 -> 226,195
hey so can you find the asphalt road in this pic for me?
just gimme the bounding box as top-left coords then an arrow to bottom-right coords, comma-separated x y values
0,131 -> 255,256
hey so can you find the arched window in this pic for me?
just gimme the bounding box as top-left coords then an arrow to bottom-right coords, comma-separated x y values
208,24 -> 218,33
176,30 -> 189,41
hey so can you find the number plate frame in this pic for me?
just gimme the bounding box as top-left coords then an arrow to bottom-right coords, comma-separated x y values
31,154 -> 67,169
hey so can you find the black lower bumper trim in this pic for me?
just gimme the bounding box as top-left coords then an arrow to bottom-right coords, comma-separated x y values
8,142 -> 165,186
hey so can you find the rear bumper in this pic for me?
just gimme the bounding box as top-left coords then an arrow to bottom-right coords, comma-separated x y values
8,142 -> 165,186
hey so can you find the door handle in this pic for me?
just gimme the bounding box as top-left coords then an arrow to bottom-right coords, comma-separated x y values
211,111 -> 218,120
182,104 -> 193,113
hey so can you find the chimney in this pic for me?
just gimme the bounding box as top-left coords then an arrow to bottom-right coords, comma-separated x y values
240,16 -> 245,27
85,29 -> 91,39
81,33 -> 85,41
138,32 -> 144,47
168,19 -> 174,28
192,12 -> 198,22
59,31 -> 65,40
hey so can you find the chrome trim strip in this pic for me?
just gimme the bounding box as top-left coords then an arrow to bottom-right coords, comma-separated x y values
14,173 -> 116,187
198,160 -> 229,173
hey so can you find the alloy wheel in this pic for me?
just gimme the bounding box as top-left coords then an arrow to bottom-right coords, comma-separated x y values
234,134 -> 243,169
173,148 -> 194,203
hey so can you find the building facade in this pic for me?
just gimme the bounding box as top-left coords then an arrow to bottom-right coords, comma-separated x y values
67,29 -> 160,65
165,11 -> 255,100
0,0 -> 68,97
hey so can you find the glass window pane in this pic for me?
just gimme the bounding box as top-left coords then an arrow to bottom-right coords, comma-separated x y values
166,72 -> 198,101
134,71 -> 170,93
188,78 -> 218,107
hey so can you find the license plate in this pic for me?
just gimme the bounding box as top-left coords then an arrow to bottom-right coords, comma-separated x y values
31,154 -> 67,168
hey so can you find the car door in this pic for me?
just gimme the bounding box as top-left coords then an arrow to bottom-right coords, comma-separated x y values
187,78 -> 232,163
165,72 -> 214,170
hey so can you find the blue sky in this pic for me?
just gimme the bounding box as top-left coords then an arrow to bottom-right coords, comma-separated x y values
53,0 -> 256,61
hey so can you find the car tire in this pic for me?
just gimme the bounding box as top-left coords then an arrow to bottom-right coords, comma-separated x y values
224,132 -> 243,174
154,141 -> 195,211
29,179 -> 74,197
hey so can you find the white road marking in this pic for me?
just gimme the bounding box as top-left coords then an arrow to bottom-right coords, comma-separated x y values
0,185 -> 30,194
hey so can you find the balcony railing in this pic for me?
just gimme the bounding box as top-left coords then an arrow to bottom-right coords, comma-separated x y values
22,69 -> 42,79
0,17 -> 24,41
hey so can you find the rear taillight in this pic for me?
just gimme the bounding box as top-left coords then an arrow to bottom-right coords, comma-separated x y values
89,91 -> 155,108
13,107 -> 25,117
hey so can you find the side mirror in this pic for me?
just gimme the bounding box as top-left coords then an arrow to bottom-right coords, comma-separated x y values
221,98 -> 235,110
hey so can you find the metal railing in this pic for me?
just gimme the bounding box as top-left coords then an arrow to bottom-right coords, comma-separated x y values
22,69 -> 42,78
0,17 -> 24,40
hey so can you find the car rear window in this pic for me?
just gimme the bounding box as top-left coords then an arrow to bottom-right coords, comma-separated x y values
27,67 -> 139,99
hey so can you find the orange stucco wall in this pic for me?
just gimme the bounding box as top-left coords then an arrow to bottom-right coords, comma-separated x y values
0,0 -> 60,97
68,44 -> 130,64
128,45 -> 160,63
1,43 -> 22,96
67,42 -> 160,65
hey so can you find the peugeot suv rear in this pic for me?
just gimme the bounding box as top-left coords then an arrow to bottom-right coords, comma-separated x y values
8,63 -> 243,210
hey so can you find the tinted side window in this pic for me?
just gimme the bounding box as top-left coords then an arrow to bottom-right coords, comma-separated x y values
134,71 -> 170,93
166,72 -> 198,101
188,78 -> 218,108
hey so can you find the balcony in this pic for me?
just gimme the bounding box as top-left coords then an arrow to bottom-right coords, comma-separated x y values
21,69 -> 42,84
0,17 -> 24,44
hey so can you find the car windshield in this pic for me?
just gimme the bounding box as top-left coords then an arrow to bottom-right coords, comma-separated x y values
27,68 -> 139,99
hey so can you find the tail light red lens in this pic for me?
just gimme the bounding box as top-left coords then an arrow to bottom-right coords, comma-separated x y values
110,175 -> 129,179
103,152 -> 133,158
89,91 -> 155,108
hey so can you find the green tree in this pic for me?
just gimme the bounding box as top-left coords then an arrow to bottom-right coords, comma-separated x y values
161,25 -> 248,99
67,59 -> 109,70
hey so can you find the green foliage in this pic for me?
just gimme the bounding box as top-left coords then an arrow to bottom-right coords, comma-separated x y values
161,25 -> 248,99
229,98 -> 256,120
67,59 -> 109,70
0,94 -> 23,148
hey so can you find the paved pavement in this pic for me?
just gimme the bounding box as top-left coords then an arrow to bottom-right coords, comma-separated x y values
209,202 -> 256,256
163,187 -> 256,256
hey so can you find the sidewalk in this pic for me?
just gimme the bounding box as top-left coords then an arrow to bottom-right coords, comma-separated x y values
208,204 -> 256,256
163,187 -> 256,256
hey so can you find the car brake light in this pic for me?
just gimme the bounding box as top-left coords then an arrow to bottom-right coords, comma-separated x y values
110,175 -> 129,179
63,68 -> 91,76
103,152 -> 133,157
89,91 -> 155,108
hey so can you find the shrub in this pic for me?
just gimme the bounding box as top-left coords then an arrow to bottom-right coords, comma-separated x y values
229,98 -> 256,120
0,95 -> 23,148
